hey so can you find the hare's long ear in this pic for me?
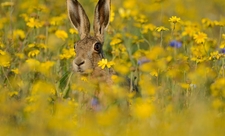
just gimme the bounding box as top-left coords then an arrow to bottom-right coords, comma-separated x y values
93,0 -> 111,43
67,0 -> 90,39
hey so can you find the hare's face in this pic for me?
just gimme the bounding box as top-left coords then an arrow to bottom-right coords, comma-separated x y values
72,36 -> 103,73
67,0 -> 110,74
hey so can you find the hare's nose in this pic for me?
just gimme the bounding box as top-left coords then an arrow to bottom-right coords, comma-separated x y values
75,60 -> 85,66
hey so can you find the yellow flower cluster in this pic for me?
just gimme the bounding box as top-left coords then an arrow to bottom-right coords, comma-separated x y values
59,48 -> 76,60
26,18 -> 44,28
1,0 -> 225,135
0,50 -> 11,67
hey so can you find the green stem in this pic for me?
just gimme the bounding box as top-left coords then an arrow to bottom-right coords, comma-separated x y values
218,27 -> 223,48
62,72 -> 73,98
222,58 -> 224,78
129,72 -> 133,93
1,67 -> 13,90
171,23 -> 176,39
160,31 -> 163,47
141,35 -> 151,48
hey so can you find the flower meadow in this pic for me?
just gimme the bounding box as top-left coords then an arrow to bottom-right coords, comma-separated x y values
1,0 -> 225,135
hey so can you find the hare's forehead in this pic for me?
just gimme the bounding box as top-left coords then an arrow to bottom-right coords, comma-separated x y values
76,37 -> 98,47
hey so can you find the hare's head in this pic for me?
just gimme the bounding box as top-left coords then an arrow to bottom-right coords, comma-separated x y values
67,0 -> 110,74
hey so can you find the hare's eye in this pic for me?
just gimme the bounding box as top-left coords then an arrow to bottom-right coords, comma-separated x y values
94,42 -> 101,52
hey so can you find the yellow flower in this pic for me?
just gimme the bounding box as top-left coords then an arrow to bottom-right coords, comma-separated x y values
180,83 -> 190,89
0,42 -> 4,48
37,43 -> 47,49
0,50 -> 6,55
97,106 -> 119,126
222,34 -> 225,40
110,9 -> 115,22
214,21 -> 225,27
37,34 -> 46,40
118,8 -> 131,18
81,76 -> 88,82
209,51 -> 221,60
182,26 -> 198,37
31,80 -> 56,95
193,32 -> 208,44
28,43 -> 35,48
0,17 -> 7,30
25,59 -> 40,71
28,50 -> 40,57
155,26 -> 169,32
11,68 -> 19,74
13,29 -> 25,40
26,18 -> 43,28
212,99 -> 223,109
202,18 -> 215,27
20,13 -> 29,22
168,16 -> 181,23
8,91 -> 18,97
1,2 -> 14,7
110,38 -> 122,46
15,53 -> 25,59
132,99 -> 154,120
69,28 -> 78,34
98,59 -> 114,69
210,78 -> 225,97
98,59 -> 108,69
59,48 -> 75,60
150,70 -> 158,77
220,42 -> 225,49
50,14 -> 67,26
135,14 -> 148,24
55,30 -> 68,41
0,50 -> 11,67
38,61 -> 55,75
141,23 -> 156,34
132,36 -> 144,44
123,0 -> 136,9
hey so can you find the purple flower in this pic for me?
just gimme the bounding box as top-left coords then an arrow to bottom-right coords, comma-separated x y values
137,57 -> 150,65
220,48 -> 225,54
91,97 -> 99,105
170,40 -> 182,48
91,97 -> 101,111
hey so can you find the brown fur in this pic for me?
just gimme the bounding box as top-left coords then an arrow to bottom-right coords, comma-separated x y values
67,0 -> 111,84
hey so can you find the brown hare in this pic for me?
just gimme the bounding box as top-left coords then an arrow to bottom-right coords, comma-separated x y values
67,0 -> 112,110
67,0 -> 140,110
67,0 -> 112,84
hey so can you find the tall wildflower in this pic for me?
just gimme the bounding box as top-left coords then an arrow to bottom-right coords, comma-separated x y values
0,50 -> 11,67
156,26 -> 169,46
98,59 -> 114,69
156,26 -> 169,32
55,30 -> 68,41
194,32 -> 208,44
131,99 -> 154,120
169,16 -> 181,24
202,18 -> 215,28
28,50 -> 40,57
26,18 -> 43,28
12,29 -> 26,40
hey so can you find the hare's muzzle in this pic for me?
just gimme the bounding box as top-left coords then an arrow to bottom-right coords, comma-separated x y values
75,60 -> 85,67
73,56 -> 93,73
74,57 -> 85,67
